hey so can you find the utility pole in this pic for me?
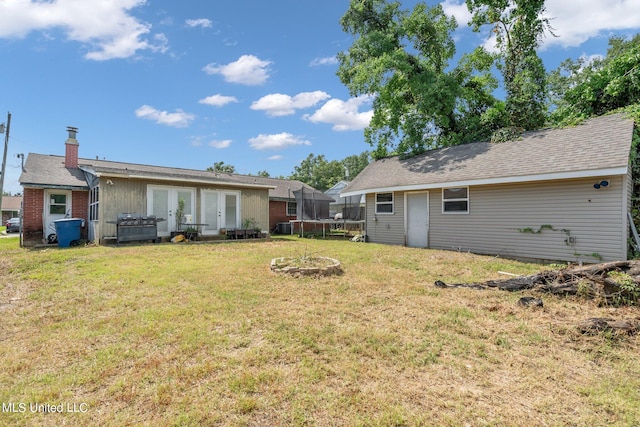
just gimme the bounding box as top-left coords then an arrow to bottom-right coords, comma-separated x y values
0,111 -> 11,217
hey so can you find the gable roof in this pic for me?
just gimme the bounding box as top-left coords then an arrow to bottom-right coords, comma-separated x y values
19,154 -> 326,196
342,113 -> 635,197
1,195 -> 22,211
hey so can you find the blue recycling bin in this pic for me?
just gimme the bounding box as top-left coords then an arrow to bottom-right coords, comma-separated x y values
53,218 -> 84,248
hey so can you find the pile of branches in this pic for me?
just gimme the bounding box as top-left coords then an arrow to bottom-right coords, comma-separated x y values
435,260 -> 640,306
435,260 -> 640,335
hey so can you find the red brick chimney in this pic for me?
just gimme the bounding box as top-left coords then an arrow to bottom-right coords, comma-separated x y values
64,126 -> 79,169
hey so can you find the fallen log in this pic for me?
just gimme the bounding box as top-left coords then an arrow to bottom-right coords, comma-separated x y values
577,318 -> 640,335
435,260 -> 640,306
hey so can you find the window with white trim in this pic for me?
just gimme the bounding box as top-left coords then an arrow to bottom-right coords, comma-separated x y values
442,187 -> 469,213
375,192 -> 394,214
286,201 -> 297,216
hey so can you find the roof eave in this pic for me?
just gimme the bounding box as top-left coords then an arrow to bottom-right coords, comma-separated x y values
340,166 -> 628,197
95,172 -> 276,190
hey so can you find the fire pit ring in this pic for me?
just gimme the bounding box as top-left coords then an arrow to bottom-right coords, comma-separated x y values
270,256 -> 341,276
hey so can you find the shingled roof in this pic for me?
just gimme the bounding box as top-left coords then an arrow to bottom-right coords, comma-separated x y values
342,113 -> 635,197
19,154 -> 329,197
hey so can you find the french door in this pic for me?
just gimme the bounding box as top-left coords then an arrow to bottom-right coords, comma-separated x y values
147,186 -> 195,236
201,190 -> 240,235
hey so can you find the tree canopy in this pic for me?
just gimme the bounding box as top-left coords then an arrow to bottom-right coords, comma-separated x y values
467,0 -> 553,132
338,0 -> 501,158
338,0 -> 559,156
289,152 -> 371,191
549,34 -> 640,126
206,161 -> 236,173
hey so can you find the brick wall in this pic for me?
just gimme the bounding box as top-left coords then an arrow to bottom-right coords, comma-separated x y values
72,190 -> 89,240
22,188 -> 44,244
269,200 -> 296,231
21,188 -> 89,245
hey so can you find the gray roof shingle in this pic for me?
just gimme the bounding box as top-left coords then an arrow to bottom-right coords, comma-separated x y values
342,113 -> 635,195
19,154 -> 325,198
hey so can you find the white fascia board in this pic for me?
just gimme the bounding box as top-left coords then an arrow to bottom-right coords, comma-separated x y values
340,166 -> 628,197
99,172 -> 276,190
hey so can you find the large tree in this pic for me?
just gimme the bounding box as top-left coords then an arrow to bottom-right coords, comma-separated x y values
549,34 -> 640,125
338,0 -> 500,158
206,161 -> 235,173
289,151 -> 371,191
467,0 -> 553,133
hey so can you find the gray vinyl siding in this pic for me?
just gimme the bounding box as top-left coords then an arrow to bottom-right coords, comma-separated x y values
428,176 -> 627,263
365,193 -> 405,245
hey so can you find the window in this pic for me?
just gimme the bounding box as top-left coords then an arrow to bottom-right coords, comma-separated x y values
49,194 -> 67,215
89,186 -> 99,221
287,201 -> 297,216
442,187 -> 469,213
375,192 -> 394,214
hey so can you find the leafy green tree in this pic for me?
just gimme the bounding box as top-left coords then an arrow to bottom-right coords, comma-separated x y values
342,151 -> 371,180
256,170 -> 271,177
338,0 -> 500,158
289,152 -> 371,191
206,161 -> 235,173
549,34 -> 640,125
289,154 -> 344,191
467,0 -> 553,133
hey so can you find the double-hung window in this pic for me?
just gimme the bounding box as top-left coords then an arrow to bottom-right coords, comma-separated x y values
375,192 -> 394,214
442,187 -> 469,214
286,201 -> 297,216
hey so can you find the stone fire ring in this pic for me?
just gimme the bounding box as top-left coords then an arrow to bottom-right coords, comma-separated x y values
270,257 -> 342,276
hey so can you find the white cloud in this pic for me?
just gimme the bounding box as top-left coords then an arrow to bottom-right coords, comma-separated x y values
135,105 -> 194,128
203,55 -> 272,86
186,18 -> 212,29
0,0 -> 167,61
441,0 -> 640,51
268,155 -> 283,160
199,94 -> 239,107
304,96 -> 373,131
250,91 -> 331,117
209,139 -> 232,149
440,0 -> 472,26
543,0 -> 640,49
310,56 -> 338,66
248,133 -> 311,150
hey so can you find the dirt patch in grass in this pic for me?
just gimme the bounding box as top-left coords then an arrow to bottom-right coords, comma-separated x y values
0,237 -> 638,425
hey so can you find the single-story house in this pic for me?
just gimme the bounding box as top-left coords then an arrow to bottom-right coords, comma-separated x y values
1,195 -> 22,224
234,176 -> 330,233
19,127 -> 276,246
341,113 -> 636,263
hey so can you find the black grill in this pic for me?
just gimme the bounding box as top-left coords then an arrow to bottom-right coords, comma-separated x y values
115,213 -> 160,244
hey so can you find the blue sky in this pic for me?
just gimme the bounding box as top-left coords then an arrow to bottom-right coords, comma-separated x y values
1,0 -> 639,195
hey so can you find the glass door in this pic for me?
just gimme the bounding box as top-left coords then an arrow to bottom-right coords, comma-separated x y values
200,190 -> 240,235
148,186 -> 195,236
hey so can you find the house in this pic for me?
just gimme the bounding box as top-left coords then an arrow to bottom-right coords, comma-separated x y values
19,127 -> 275,246
233,176 -> 330,233
1,195 -> 22,224
341,113 -> 636,263
325,180 -> 365,220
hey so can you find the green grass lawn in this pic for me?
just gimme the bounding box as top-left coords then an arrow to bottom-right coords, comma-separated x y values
1,237 -> 639,426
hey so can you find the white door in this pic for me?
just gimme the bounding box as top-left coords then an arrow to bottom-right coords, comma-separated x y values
147,186 -> 195,236
201,190 -> 240,235
406,192 -> 429,248
44,190 -> 71,242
